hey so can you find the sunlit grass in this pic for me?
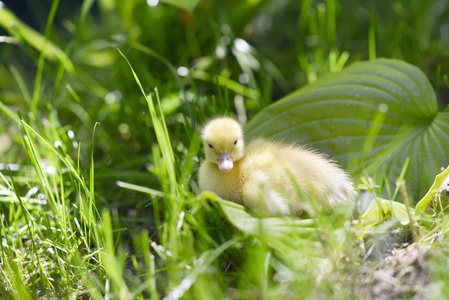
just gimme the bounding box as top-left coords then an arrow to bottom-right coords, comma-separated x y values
1,0 -> 449,298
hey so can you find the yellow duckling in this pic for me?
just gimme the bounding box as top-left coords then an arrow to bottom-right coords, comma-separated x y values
198,117 -> 356,216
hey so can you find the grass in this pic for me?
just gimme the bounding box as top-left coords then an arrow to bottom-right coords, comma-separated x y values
1,0 -> 449,299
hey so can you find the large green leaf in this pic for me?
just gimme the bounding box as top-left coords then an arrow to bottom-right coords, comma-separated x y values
200,191 -> 324,269
200,191 -> 317,239
245,59 -> 449,202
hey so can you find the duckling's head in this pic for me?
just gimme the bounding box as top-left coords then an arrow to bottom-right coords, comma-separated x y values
201,117 -> 244,172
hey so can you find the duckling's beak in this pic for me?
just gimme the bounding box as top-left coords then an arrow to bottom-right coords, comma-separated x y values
218,152 -> 233,172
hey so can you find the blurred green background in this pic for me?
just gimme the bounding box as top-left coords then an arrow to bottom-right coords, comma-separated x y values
1,0 -> 449,298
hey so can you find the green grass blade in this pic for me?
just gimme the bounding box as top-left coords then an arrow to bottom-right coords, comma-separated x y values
31,0 -> 61,117
9,65 -> 31,104
8,169 -> 55,294
100,210 -> 132,300
118,49 -> 178,192
0,101 -> 20,123
369,10 -> 377,60
116,180 -> 165,197
129,43 -> 194,128
19,120 -> 89,193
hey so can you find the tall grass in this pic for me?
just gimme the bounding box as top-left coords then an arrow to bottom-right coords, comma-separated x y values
1,0 -> 449,298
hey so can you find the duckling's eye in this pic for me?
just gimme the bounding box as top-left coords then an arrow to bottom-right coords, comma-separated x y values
233,140 -> 238,146
208,143 -> 213,149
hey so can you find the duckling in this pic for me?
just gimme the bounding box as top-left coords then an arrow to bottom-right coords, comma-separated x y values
198,117 -> 356,216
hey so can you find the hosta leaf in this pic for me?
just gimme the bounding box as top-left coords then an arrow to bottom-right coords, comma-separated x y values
246,58 -> 449,202
200,191 -> 324,267
200,191 -> 317,238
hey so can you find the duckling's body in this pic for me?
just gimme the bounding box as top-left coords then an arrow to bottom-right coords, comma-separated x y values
199,117 -> 356,216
